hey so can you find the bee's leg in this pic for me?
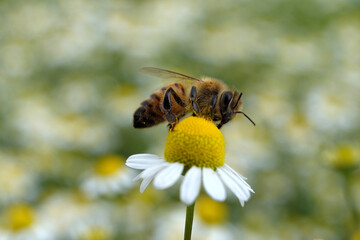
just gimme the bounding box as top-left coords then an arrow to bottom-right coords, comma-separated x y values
217,91 -> 233,129
210,95 -> 218,119
217,115 -> 228,129
190,86 -> 200,115
163,87 -> 188,130
162,88 -> 178,130
167,88 -> 186,107
217,116 -> 231,129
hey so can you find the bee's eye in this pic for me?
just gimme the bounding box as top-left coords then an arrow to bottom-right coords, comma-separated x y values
221,91 -> 233,106
220,91 -> 233,109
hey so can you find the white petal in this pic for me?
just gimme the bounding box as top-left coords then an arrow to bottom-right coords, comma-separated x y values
153,163 -> 184,189
224,164 -> 251,184
126,154 -> 165,169
203,168 -> 226,201
180,166 -> 202,205
140,176 -> 154,193
223,165 -> 254,193
221,167 -> 251,200
128,153 -> 160,160
133,162 -> 169,181
217,167 -> 253,207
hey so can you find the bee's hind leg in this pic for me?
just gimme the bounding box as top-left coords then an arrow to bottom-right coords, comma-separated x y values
163,87 -> 185,131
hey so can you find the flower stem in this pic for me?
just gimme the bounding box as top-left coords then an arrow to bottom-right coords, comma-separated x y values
184,202 -> 195,240
341,172 -> 359,232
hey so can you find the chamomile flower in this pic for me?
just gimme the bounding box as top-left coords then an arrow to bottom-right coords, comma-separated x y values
39,191 -> 113,239
73,225 -> 112,240
81,155 -> 134,198
196,196 -> 228,225
305,85 -> 358,131
323,143 -> 360,171
0,158 -> 38,205
154,207 -> 234,240
0,203 -> 52,240
70,207 -> 114,240
126,116 -> 254,206
154,197 -> 234,240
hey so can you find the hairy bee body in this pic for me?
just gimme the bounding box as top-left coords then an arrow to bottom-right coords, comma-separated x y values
133,83 -> 190,128
194,77 -> 226,121
133,67 -> 255,129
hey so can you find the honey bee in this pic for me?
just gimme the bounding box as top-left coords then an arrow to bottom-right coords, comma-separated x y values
133,67 -> 255,130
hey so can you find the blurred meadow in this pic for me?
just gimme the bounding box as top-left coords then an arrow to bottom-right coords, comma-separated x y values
0,0 -> 360,239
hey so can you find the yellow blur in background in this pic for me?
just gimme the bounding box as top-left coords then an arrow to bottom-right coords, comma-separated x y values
0,0 -> 359,239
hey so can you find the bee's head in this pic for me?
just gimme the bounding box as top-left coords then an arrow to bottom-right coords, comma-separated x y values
218,91 -> 255,128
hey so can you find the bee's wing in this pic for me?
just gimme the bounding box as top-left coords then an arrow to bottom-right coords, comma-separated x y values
140,67 -> 202,82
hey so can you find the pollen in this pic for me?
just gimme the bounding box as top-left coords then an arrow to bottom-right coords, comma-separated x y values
164,116 -> 225,169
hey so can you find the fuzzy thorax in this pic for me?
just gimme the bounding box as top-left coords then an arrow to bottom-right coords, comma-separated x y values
164,116 -> 225,169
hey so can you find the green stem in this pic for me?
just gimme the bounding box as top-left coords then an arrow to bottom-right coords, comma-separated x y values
184,202 -> 195,240
342,172 -> 359,230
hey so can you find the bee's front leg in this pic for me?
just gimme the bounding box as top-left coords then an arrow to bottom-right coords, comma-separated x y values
190,86 -> 200,116
210,95 -> 218,120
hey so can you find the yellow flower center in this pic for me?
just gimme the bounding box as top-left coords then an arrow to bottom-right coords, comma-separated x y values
5,204 -> 35,231
337,145 -> 357,163
327,144 -> 360,170
164,117 -> 225,169
351,230 -> 360,240
197,196 -> 227,224
95,155 -> 123,176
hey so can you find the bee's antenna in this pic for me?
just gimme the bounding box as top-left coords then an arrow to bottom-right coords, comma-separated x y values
235,111 -> 256,126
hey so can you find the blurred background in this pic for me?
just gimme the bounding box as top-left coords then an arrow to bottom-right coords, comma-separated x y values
0,0 -> 359,239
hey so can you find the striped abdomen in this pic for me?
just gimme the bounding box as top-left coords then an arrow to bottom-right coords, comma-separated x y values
133,83 -> 188,128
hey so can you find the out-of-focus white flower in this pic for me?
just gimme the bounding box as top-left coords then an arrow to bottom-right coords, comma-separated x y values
196,196 -> 228,225
104,85 -> 141,126
0,42 -> 33,77
0,203 -> 52,240
12,96 -> 113,151
105,1 -> 197,57
153,198 -> 234,240
55,79 -> 99,113
81,155 -> 134,198
40,1 -> 103,65
69,202 -> 116,240
126,117 -> 254,206
276,38 -> 322,72
280,112 -> 319,155
323,143 -> 360,170
54,114 -> 113,151
70,218 -> 113,240
255,91 -> 292,128
222,120 -> 274,171
0,158 -> 38,205
38,191 -> 94,238
305,85 -> 358,131
2,3 -> 57,38
12,96 -> 57,145
195,25 -> 269,63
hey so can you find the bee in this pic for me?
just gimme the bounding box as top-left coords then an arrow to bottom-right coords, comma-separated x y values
133,67 -> 255,130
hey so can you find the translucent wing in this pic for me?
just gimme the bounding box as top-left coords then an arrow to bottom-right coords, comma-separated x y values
140,67 -> 202,82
